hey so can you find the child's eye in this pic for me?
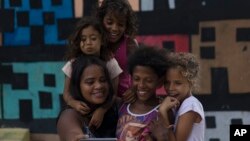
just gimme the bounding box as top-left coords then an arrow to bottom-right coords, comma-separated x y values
91,37 -> 97,41
118,23 -> 125,27
81,38 -> 86,42
100,77 -> 107,83
133,77 -> 139,81
176,82 -> 182,85
105,19 -> 112,25
85,80 -> 94,85
145,79 -> 153,83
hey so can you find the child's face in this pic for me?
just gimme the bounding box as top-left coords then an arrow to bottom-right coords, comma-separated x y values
80,64 -> 109,105
98,0 -> 104,6
80,26 -> 102,56
103,11 -> 126,43
164,68 -> 191,102
132,66 -> 159,102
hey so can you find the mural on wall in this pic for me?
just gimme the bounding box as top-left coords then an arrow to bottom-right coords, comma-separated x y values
0,0 -> 250,140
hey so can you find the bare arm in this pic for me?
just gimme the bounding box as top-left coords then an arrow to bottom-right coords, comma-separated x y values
149,115 -> 170,141
63,76 -> 90,115
57,109 -> 87,141
161,111 -> 199,141
159,97 -> 179,127
63,76 -> 74,105
122,86 -> 136,103
159,97 -> 201,141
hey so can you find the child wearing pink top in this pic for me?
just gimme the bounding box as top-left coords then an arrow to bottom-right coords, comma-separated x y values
96,0 -> 139,97
113,36 -> 133,97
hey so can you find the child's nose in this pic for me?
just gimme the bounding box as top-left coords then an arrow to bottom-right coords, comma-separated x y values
94,82 -> 103,89
111,24 -> 118,31
138,80 -> 146,88
86,38 -> 91,44
168,83 -> 174,90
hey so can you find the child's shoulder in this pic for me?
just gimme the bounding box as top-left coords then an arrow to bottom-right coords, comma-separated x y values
181,96 -> 203,108
183,95 -> 200,103
58,108 -> 81,122
179,96 -> 204,117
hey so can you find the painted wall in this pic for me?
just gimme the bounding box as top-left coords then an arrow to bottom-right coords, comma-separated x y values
0,0 -> 250,140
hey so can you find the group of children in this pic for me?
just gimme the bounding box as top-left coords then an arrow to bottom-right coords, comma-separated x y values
56,0 -> 205,141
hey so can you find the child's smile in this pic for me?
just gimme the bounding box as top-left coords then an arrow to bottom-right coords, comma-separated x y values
132,66 -> 159,102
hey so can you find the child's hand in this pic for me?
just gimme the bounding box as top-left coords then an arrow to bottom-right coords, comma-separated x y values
159,96 -> 179,114
149,118 -> 169,141
158,95 -> 166,104
72,134 -> 89,141
88,108 -> 105,129
122,87 -> 136,103
70,100 -> 91,115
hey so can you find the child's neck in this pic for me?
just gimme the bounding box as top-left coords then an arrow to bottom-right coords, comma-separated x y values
130,96 -> 159,114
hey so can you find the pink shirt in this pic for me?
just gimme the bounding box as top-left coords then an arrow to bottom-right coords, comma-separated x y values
114,36 -> 131,97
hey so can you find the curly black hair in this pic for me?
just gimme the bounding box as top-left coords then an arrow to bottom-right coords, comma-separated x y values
127,45 -> 169,78
95,0 -> 138,38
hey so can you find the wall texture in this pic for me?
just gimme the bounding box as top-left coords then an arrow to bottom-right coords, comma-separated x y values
0,0 -> 250,140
